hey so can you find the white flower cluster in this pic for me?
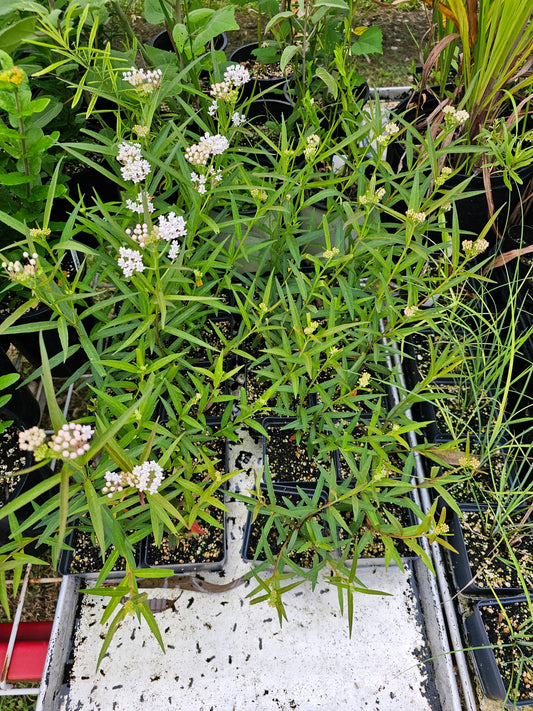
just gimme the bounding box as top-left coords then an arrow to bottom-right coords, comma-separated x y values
231,111 -> 246,127
403,305 -> 419,318
122,66 -> 163,93
359,187 -> 385,206
304,134 -> 320,161
158,212 -> 187,241
406,208 -> 426,225
117,246 -> 145,277
124,213 -> 185,259
443,105 -> 469,126
19,426 -> 47,452
462,237 -> 489,259
50,423 -> 94,460
190,167 -> 222,194
126,194 -> 154,214
103,461 -> 165,498
223,64 -> 251,87
376,122 -> 400,145
117,142 -> 151,183
126,222 -> 150,247
435,165 -> 453,188
209,65 -> 251,103
322,246 -> 340,259
185,132 -> 229,167
3,252 -> 40,287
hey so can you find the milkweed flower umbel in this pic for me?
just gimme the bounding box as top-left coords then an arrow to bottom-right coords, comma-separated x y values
50,423 -> 94,460
20,423 -> 94,461
117,142 -> 151,183
103,461 -> 165,498
117,247 -> 145,277
19,427 -> 47,452
122,66 -> 163,93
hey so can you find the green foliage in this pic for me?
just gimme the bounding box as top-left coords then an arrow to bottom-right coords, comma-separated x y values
0,0 -> 531,689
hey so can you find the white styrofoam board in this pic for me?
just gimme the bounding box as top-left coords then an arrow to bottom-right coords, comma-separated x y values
54,564 -> 441,711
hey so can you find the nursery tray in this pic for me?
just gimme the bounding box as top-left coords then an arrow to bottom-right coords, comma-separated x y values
463,597 -> 533,708
400,328 -> 469,389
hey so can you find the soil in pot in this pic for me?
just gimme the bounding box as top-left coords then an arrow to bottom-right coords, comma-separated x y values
144,436 -> 227,571
335,419 -> 411,482
401,328 -> 468,385
143,505 -> 225,570
449,505 -> 533,595
418,381 -> 502,442
184,316 -> 234,365
336,500 -> 417,561
313,364 -> 390,415
242,485 -> 327,569
263,419 -> 334,485
228,42 -> 291,100
245,366 -> 312,414
59,529 -> 140,575
477,599 -> 533,704
435,450 -> 515,506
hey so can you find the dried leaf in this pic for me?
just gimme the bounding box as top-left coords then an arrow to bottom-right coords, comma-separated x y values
419,447 -> 463,466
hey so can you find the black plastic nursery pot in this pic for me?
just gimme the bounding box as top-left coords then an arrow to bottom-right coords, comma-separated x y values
0,250 -> 96,378
51,163 -> 121,234
486,224 -> 533,317
0,346 -> 41,427
1,302 -> 96,379
241,482 -> 328,569
399,328 -> 469,391
411,379 -> 505,444
446,503 -> 533,598
387,89 -> 533,247
427,447 -> 519,511
262,417 -> 340,488
463,597 -> 533,707
239,98 -> 299,167
244,363 -> 315,414
312,363 -> 391,416
335,498 -> 419,564
138,427 -> 228,574
57,529 -> 142,579
0,407 -> 51,542
228,42 -> 290,100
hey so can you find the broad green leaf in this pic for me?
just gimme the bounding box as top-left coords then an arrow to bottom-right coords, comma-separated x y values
315,66 -> 337,99
351,26 -> 383,56
0,18 -> 36,53
172,23 -> 188,53
280,45 -> 301,73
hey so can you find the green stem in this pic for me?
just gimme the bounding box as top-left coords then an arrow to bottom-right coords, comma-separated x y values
14,91 -> 31,201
